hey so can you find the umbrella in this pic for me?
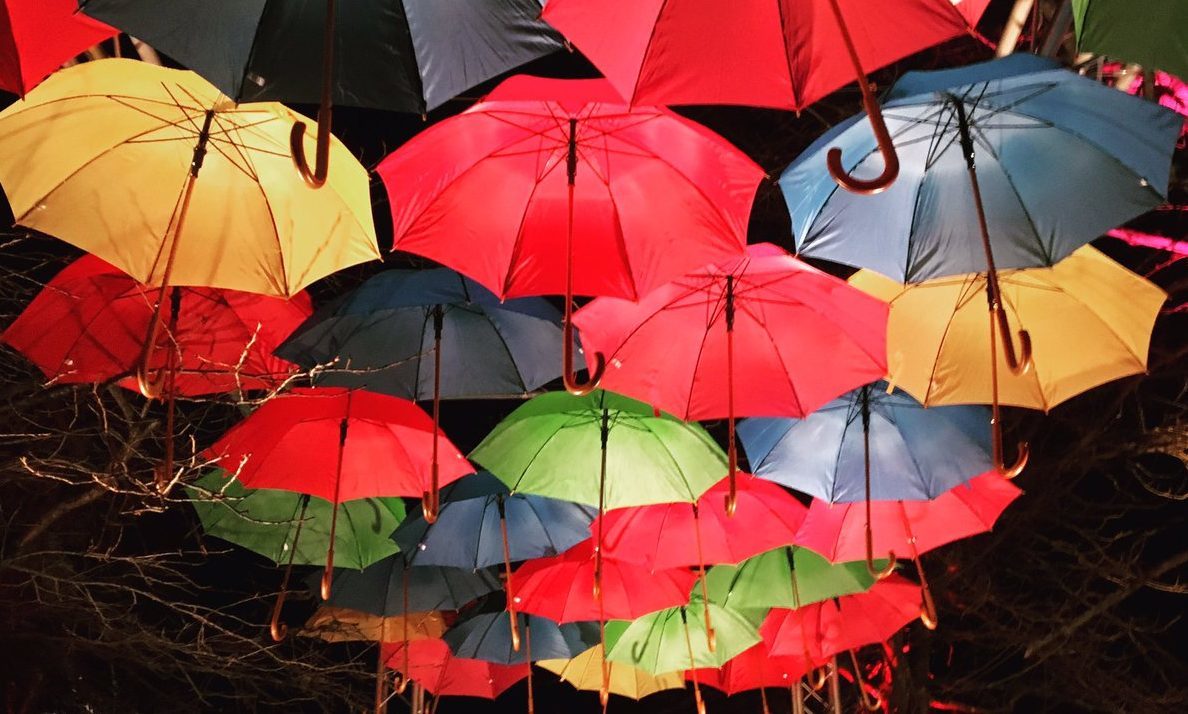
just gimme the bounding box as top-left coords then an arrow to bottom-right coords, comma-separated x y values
851,246 -> 1166,474
382,638 -> 528,700
605,600 -> 762,714
443,603 -> 600,664
206,387 -> 473,601
393,471 -> 594,646
472,388 -> 726,693
82,0 -> 563,185
539,643 -> 684,705
316,555 -> 500,618
508,539 -> 698,623
595,473 -> 807,630
0,0 -> 115,96
572,243 -> 888,508
701,547 -> 882,612
302,606 -> 447,644
739,382 -> 993,573
185,470 -> 405,639
690,640 -> 820,714
544,0 -> 991,193
378,74 -> 762,393
797,472 -> 1023,627
276,268 -> 576,518
782,54 -> 1178,475
0,59 -> 379,397
2,255 -> 310,394
1072,0 -> 1188,81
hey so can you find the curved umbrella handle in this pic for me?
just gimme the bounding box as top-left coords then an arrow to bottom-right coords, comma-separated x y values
807,665 -> 829,691
289,0 -> 335,189
392,672 -> 410,696
865,543 -> 897,580
135,364 -> 168,400
916,557 -> 939,631
563,318 -> 604,396
268,590 -> 288,642
849,650 -> 884,712
996,439 -> 1030,480
824,0 -> 900,195
995,308 -> 1034,376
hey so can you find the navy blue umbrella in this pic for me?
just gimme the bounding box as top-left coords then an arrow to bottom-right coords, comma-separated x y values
312,554 -> 500,617
781,54 -> 1179,477
444,598 -> 600,665
277,268 -> 577,520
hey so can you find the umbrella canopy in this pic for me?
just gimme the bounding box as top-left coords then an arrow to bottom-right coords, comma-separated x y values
539,644 -> 685,701
1072,0 -> 1188,81
701,547 -> 882,612
379,74 -> 760,302
509,540 -> 698,623
738,383 -> 993,502
595,474 -> 807,570
761,576 -> 922,661
540,0 -> 988,110
0,0 -> 115,96
393,472 -> 595,570
604,600 -> 761,675
471,390 -> 727,509
782,54 -> 1181,283
0,58 -> 379,297
206,387 -> 473,503
186,471 -> 404,570
302,606 -> 447,644
691,640 -> 817,695
572,243 -> 887,420
849,246 -> 1167,410
276,268 -> 573,400
796,472 -> 1023,565
80,0 -> 563,113
2,256 -> 311,395
315,555 -> 501,617
382,638 -> 529,699
443,603 -> 600,664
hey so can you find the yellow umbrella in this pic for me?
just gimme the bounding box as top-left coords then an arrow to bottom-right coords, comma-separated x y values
300,606 -> 447,644
538,644 -> 685,703
0,58 -> 379,393
851,245 -> 1165,471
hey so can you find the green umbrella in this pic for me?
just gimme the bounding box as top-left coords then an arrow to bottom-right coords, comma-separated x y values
185,471 -> 406,640
702,546 -> 886,611
1072,0 -> 1188,80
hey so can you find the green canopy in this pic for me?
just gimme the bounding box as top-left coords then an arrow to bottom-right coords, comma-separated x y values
470,390 -> 727,509
603,599 -> 760,675
186,471 -> 406,570
1072,0 -> 1188,80
701,546 -> 886,611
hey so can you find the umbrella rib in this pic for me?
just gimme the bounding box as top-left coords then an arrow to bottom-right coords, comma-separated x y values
922,276 -> 980,407
499,158 -> 562,298
480,311 -> 533,394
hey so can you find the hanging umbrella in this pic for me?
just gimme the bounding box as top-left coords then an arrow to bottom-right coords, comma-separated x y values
782,54 -> 1179,476
313,557 -> 500,618
738,382 -> 993,575
276,268 -> 578,519
206,387 -> 472,605
82,0 -> 563,184
1072,0 -> 1188,81
796,472 -> 1023,628
0,59 -> 379,398
378,74 -> 762,394
572,243 -> 887,509
443,602 -> 601,664
508,539 -> 698,623
302,606 -> 447,644
690,639 -> 819,714
393,471 -> 594,646
538,644 -> 685,702
544,0 -> 992,193
701,547 -> 882,612
604,600 -> 762,714
186,470 -> 405,639
0,0 -> 115,96
2,255 -> 311,395
382,638 -> 529,700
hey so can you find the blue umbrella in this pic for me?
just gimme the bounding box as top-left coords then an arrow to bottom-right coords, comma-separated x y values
311,554 -> 500,617
277,268 -> 577,520
444,599 -> 600,664
741,383 -> 991,581
780,54 -> 1179,477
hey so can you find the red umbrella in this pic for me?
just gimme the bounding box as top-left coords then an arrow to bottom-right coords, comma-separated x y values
761,575 -> 921,661
691,639 -> 816,694
205,387 -> 473,597
2,256 -> 310,395
378,74 -> 762,398
593,473 -> 806,650
382,638 -> 529,700
795,472 -> 1022,628
543,0 -> 990,193
0,0 -> 115,96
508,539 -> 697,623
573,243 -> 887,510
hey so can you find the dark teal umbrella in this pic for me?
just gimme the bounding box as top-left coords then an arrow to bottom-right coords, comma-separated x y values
312,554 -> 500,617
443,597 -> 600,665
